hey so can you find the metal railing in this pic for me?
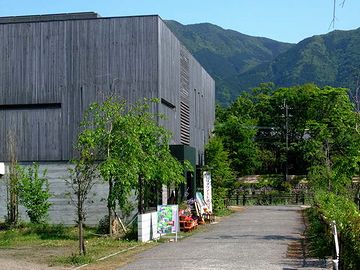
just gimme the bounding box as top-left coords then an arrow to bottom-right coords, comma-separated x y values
227,192 -> 313,206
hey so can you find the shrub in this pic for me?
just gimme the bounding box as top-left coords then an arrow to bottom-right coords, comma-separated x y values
314,191 -> 360,270
96,215 -> 110,235
212,187 -> 228,214
17,163 -> 51,224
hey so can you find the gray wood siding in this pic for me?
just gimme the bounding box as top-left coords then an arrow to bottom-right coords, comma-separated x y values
0,108 -> 62,161
189,56 -> 216,165
0,15 -> 213,164
158,19 -> 215,164
0,16 -> 159,161
158,19 -> 181,145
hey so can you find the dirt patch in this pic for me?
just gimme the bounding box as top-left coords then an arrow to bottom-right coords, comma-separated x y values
0,257 -> 68,270
79,244 -> 155,270
227,205 -> 245,212
0,244 -> 74,269
0,240 -> 157,270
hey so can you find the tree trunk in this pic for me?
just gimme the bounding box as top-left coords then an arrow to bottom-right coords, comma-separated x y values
108,177 -> 114,237
7,131 -> 19,226
78,193 -> 86,255
138,176 -> 143,214
8,170 -> 19,226
78,217 -> 85,256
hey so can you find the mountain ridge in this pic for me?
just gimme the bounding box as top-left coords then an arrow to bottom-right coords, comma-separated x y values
165,20 -> 293,104
165,20 -> 360,105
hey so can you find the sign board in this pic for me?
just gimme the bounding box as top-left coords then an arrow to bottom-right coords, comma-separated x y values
157,205 -> 178,235
203,171 -> 212,212
0,162 -> 5,175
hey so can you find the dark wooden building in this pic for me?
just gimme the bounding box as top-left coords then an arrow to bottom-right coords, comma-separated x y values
0,13 -> 215,223
0,12 -> 215,164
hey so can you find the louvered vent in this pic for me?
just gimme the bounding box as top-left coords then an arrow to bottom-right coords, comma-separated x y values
180,46 -> 190,145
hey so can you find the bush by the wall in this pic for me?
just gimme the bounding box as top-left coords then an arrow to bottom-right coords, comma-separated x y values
17,163 -> 51,224
314,191 -> 360,270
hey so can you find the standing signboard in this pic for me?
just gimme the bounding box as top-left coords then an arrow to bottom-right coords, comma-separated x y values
157,204 -> 179,241
203,171 -> 212,212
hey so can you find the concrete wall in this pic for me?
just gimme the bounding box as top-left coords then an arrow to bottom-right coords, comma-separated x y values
0,162 -> 111,226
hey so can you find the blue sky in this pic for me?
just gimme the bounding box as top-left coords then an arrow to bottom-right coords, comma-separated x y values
0,0 -> 359,43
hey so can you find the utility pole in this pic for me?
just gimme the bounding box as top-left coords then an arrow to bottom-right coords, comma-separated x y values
284,99 -> 289,181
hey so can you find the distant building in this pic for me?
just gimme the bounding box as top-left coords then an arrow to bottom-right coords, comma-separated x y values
0,13 -> 215,224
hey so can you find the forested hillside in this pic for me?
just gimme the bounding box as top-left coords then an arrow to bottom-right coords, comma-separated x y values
166,20 -> 360,105
238,28 -> 360,94
165,20 -> 293,104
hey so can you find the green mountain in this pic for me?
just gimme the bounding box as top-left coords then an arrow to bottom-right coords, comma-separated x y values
237,28 -> 360,93
165,20 -> 293,104
166,20 -> 360,105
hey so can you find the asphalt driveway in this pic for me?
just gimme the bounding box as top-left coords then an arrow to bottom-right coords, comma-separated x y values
118,205 -> 307,270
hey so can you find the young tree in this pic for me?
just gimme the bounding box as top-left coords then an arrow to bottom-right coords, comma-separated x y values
204,136 -> 235,212
6,131 -> 19,226
80,97 -> 186,236
215,95 -> 261,176
67,143 -> 98,256
17,163 -> 51,224
300,87 -> 360,194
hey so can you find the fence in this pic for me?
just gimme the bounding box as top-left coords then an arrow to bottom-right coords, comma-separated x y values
228,192 -> 313,206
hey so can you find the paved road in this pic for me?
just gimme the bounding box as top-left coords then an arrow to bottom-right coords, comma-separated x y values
118,205 -> 307,270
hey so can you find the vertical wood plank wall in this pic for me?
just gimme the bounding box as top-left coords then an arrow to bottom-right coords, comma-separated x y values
0,16 -> 159,161
0,15 -> 215,165
158,19 -> 215,165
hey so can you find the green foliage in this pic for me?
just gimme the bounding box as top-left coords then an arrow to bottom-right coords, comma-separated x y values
79,96 -> 186,216
300,87 -> 360,193
204,136 -> 235,213
305,207 -> 332,258
215,84 -> 360,190
167,20 -> 360,104
26,223 -> 69,240
165,20 -> 292,105
96,215 -> 110,235
314,191 -> 360,269
205,136 -> 235,188
211,187 -> 229,214
237,28 -> 360,100
58,253 -> 93,266
215,95 -> 261,176
17,163 -> 51,224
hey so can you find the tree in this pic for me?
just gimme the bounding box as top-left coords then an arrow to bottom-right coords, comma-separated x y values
67,138 -> 98,255
204,136 -> 235,212
79,97 -> 186,236
300,87 -> 360,194
17,163 -> 51,224
215,95 -> 261,176
217,83 -> 360,187
6,131 -> 19,226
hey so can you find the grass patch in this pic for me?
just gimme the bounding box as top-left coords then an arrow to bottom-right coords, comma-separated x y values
0,223 -> 146,268
56,253 -> 94,265
215,207 -> 233,217
304,207 -> 332,258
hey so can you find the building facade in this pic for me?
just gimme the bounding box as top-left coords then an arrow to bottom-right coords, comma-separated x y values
0,13 -> 215,224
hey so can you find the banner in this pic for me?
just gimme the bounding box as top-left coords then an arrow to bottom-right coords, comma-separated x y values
203,171 -> 212,212
157,205 -> 178,235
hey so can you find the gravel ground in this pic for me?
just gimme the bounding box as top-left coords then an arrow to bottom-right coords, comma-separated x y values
0,258 -> 69,270
118,205 -> 306,270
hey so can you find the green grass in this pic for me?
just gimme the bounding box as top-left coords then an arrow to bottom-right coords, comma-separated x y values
0,222 -> 141,267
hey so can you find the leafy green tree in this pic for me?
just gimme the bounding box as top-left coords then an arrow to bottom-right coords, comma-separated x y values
17,163 -> 51,224
79,97 -> 186,236
217,83 -> 360,188
300,87 -> 360,193
215,95 -> 261,176
204,136 -> 235,212
67,137 -> 98,255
